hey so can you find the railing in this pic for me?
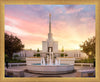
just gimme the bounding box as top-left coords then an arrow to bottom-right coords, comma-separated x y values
8,63 -> 26,67
75,63 -> 93,67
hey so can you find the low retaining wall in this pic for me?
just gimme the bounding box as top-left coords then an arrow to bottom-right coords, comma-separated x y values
26,57 -> 41,65
5,68 -> 24,77
8,63 -> 26,67
57,57 -> 75,65
75,63 -> 93,67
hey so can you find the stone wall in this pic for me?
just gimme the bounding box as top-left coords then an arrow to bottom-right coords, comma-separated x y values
26,57 -> 41,65
57,57 -> 75,65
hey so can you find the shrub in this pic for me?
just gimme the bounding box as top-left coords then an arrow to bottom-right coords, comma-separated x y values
61,54 -> 64,57
75,58 -> 95,63
37,54 -> 40,57
34,54 -> 36,57
14,55 -> 19,59
65,54 -> 68,57
7,59 -> 26,63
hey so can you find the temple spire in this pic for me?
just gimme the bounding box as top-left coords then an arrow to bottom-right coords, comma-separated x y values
48,13 -> 53,41
49,13 -> 51,33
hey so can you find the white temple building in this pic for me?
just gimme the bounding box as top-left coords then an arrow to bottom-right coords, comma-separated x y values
13,14 -> 88,60
42,14 -> 58,53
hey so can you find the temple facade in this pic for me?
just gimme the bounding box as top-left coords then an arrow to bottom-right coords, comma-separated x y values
42,14 -> 58,53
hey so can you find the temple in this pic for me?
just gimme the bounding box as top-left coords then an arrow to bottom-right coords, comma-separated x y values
13,14 -> 88,60
42,13 -> 58,53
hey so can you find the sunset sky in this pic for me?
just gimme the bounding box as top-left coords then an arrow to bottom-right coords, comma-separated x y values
5,5 -> 95,50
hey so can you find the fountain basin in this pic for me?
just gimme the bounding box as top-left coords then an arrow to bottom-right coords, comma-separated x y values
26,64 -> 74,74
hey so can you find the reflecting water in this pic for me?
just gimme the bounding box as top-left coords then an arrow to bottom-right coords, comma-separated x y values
32,63 -> 68,66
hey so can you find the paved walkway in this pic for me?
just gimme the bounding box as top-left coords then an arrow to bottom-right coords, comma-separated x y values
6,66 -> 95,77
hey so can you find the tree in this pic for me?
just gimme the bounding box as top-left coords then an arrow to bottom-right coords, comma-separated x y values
5,54 -> 8,61
61,46 -> 64,57
61,54 -> 64,57
5,33 -> 24,59
36,48 -> 40,57
80,36 -> 95,59
61,46 -> 64,52
37,48 -> 40,52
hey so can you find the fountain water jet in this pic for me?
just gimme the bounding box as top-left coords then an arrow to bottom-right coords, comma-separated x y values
41,48 -> 58,65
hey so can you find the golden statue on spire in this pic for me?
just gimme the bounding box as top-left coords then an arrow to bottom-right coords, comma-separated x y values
49,13 -> 51,17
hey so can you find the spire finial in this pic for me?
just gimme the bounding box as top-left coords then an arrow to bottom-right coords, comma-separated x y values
49,13 -> 51,17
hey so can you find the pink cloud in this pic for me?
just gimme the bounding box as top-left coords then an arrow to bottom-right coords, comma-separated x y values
5,14 -> 49,50
80,17 -> 95,22
5,15 -> 48,35
66,8 -> 83,14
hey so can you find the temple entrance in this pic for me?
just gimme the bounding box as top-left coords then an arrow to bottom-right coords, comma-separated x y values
48,47 -> 53,52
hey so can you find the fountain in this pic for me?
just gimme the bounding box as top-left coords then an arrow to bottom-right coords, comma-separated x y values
55,59 -> 60,65
41,48 -> 60,66
41,57 -> 45,65
26,48 -> 75,74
